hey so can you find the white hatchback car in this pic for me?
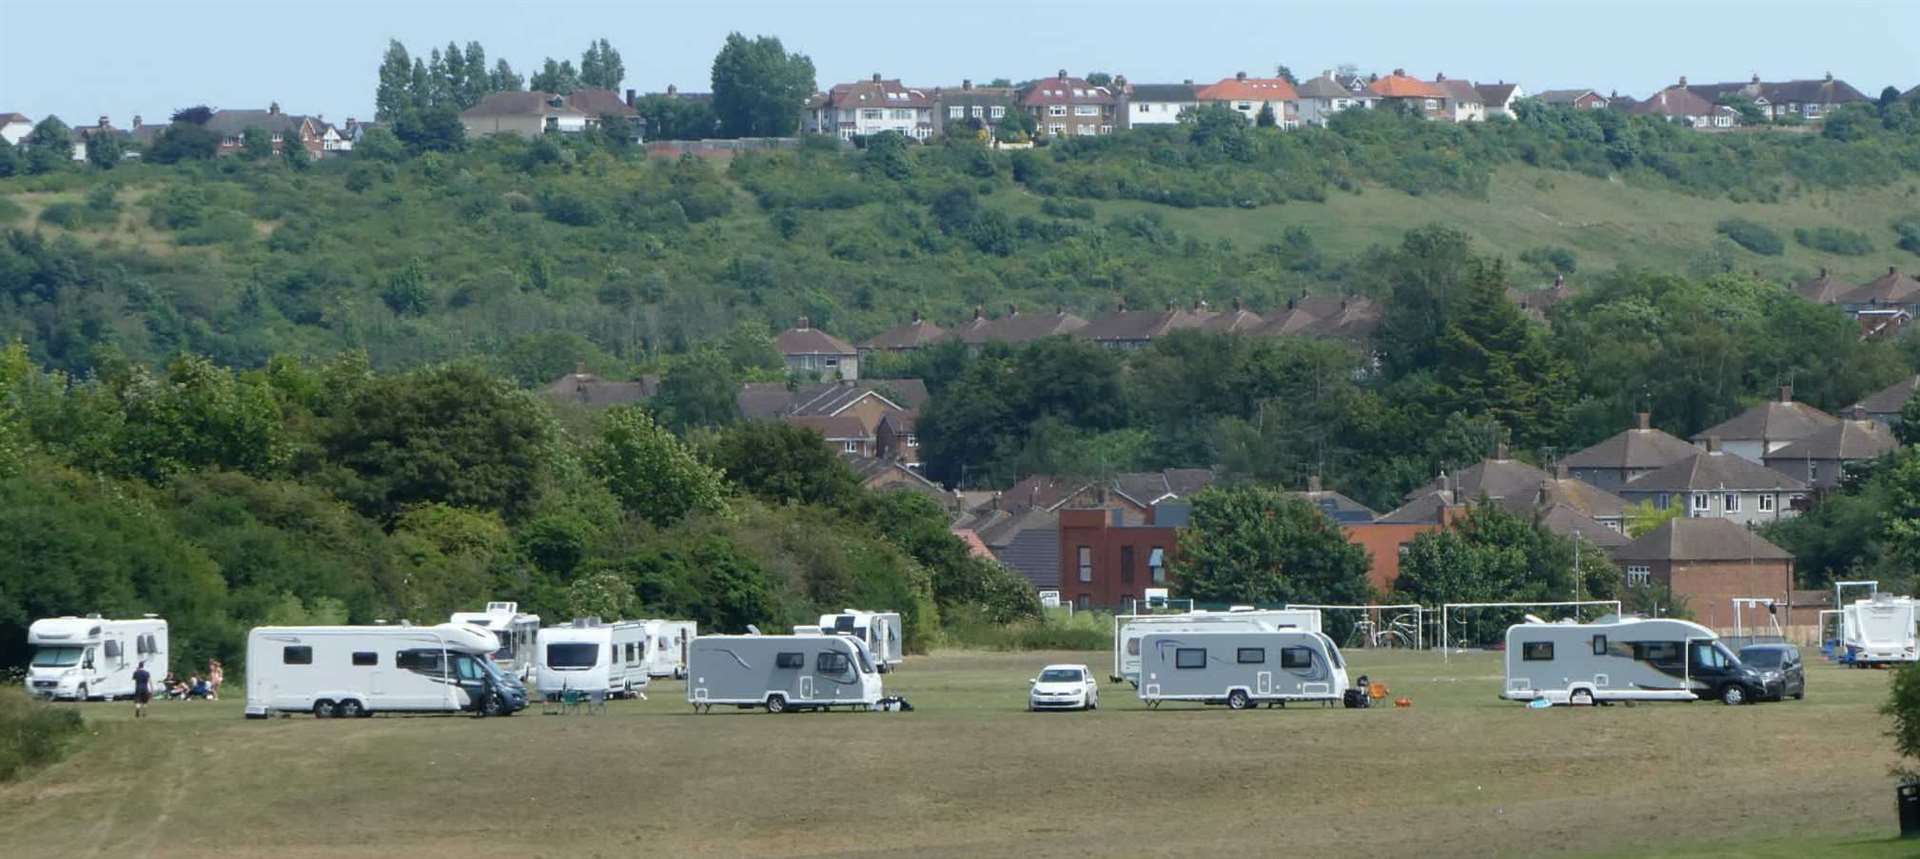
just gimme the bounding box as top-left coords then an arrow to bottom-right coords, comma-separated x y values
1028,664 -> 1099,711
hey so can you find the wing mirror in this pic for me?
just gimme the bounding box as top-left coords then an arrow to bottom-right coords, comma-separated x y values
1027,678 -> 1037,685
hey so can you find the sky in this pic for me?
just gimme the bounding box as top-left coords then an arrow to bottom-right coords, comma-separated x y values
3,0 -> 1918,124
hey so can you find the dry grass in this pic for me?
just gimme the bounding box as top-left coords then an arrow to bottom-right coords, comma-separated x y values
0,649 -> 1909,858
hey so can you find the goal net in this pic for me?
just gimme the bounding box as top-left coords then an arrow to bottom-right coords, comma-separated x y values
1439,600 -> 1622,660
1288,603 -> 1426,650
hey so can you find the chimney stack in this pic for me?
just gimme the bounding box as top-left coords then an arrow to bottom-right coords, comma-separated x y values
1436,72 -> 1446,81
1678,75 -> 1688,87
797,315 -> 810,330
1007,303 -> 1018,317
1236,71 -> 1248,81
667,84 -> 679,96
962,79 -> 973,90
1183,79 -> 1193,86
1058,69 -> 1069,80
625,88 -> 636,106
911,310 -> 922,324
1393,68 -> 1406,77
1308,474 -> 1323,493
1494,441 -> 1510,460
1553,273 -> 1565,288
1852,405 -> 1868,421
1779,385 -> 1793,403
1705,436 -> 1722,453
872,72 -> 882,83
269,101 -> 280,115
98,115 -> 110,128
133,115 -> 143,129
1636,411 -> 1651,431
972,305 -> 983,321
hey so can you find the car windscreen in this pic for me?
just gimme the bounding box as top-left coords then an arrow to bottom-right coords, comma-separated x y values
1739,649 -> 1783,668
491,631 -> 513,659
1039,669 -> 1083,683
30,646 -> 84,667
546,643 -> 599,669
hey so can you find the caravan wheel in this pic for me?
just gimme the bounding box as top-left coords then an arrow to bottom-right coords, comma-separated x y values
1570,689 -> 1594,706
765,694 -> 788,714
1226,690 -> 1251,710
334,700 -> 364,718
312,700 -> 334,718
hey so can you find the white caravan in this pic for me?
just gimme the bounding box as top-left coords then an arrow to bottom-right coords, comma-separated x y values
449,601 -> 541,680
1113,608 -> 1322,684
26,615 -> 168,701
244,623 -> 529,718
535,618 -> 652,698
638,619 -> 697,678
1136,629 -> 1349,709
1841,595 -> 1920,666
687,634 -> 882,713
818,610 -> 905,672
1503,616 -> 1770,705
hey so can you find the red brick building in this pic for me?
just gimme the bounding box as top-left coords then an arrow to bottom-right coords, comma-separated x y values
1056,507 -> 1182,610
1611,518 -> 1794,630
1342,522 -> 1440,594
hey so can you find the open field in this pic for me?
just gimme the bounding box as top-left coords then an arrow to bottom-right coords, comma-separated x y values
1,649 -> 1911,858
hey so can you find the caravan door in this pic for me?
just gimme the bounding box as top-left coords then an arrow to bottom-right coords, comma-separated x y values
1256,671 -> 1272,696
799,674 -> 816,701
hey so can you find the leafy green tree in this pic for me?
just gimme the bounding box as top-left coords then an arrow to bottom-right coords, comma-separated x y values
530,58 -> 581,95
1274,65 -> 1297,84
240,127 -> 273,160
652,348 -> 740,432
392,107 -> 466,153
375,40 -> 417,121
390,502 -> 512,621
710,32 -> 817,137
1624,500 -> 1683,538
146,122 -> 219,163
566,570 -> 636,620
1899,396 -> 1920,446
579,38 -> 625,90
1394,504 -> 1616,642
0,137 -> 18,178
459,41 -> 493,107
633,94 -> 719,140
590,406 -> 729,527
381,260 -> 433,315
23,118 -> 72,174
491,58 -> 524,92
1889,661 -> 1920,778
703,420 -> 860,507
1256,103 -> 1278,128
1172,485 -> 1373,605
83,130 -> 123,168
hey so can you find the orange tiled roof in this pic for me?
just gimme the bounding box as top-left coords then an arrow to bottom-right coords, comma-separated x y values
1195,76 -> 1299,102
1368,72 -> 1444,99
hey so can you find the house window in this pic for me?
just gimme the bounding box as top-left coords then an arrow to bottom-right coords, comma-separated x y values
1098,125 -> 1112,134
1521,642 -> 1555,661
1236,648 -> 1265,664
891,109 -> 913,120
352,652 -> 377,666
861,109 -> 883,120
283,646 -> 313,665
1758,494 -> 1776,512
1236,102 -> 1253,112
1047,124 -> 1065,136
842,440 -> 859,454
1691,493 -> 1710,513
1627,566 -> 1650,588
1049,105 -> 1067,117
1655,493 -> 1670,511
1077,546 -> 1093,583
948,106 -> 964,119
1424,98 -> 1437,110
904,433 -> 918,448
1149,547 -> 1166,584
1075,105 -> 1099,116
1120,546 -> 1135,584
990,106 -> 1005,119
1174,648 -> 1207,670
1074,594 -> 1090,611
1137,103 -> 1150,113
971,106 -> 983,118
1724,493 -> 1740,513
1280,647 -> 1313,669
1809,463 -> 1820,482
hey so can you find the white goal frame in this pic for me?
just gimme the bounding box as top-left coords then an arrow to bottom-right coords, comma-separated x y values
1288,603 -> 1427,650
1440,600 -> 1622,661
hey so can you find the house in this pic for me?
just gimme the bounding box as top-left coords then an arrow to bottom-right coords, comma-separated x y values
1123,81 -> 1199,127
1057,504 -> 1185,610
841,452 -> 951,506
67,116 -> 129,161
1475,82 -> 1523,119
566,88 -> 643,141
1254,294 -> 1383,341
1793,268 -> 1853,305
539,367 -> 659,407
1200,299 -> 1264,334
459,91 -> 589,139
805,74 -> 934,141
1560,411 -> 1700,491
1611,518 -> 1794,630
127,116 -> 165,150
1430,74 -> 1485,122
1293,72 -> 1374,126
1686,73 -> 1868,122
777,317 -> 859,381
1292,475 -> 1376,524
874,410 -> 921,469
858,312 -> 948,354
969,468 -> 1214,529
1631,78 -> 1740,129
1508,274 -> 1574,323
1856,375 -> 1920,427
1075,302 -> 1214,350
1840,267 -> 1920,318
1343,521 -> 1441,594
783,414 -> 874,456
738,378 -> 927,433
1616,440 -> 1808,526
932,80 -> 1018,138
0,112 -> 31,146
1691,386 -> 1839,464
1764,407 -> 1898,490
204,104 -> 328,158
1535,89 -> 1610,110
952,305 -> 1088,349
1381,451 -> 1628,539
1021,70 -> 1117,138
1195,72 -> 1299,127
1367,69 -> 1448,119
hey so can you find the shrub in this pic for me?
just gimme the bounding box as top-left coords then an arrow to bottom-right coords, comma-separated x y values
176,211 -> 256,246
0,196 -> 21,224
1794,226 -> 1874,256
1518,244 -> 1578,275
37,202 -> 87,229
1716,218 -> 1784,255
943,607 -> 1108,650
1040,198 -> 1095,220
0,690 -> 85,781
1891,216 -> 1920,257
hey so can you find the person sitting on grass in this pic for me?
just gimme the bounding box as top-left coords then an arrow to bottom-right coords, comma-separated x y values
188,675 -> 211,700
164,673 -> 186,700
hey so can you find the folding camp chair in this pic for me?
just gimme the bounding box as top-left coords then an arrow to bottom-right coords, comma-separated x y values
585,689 -> 607,714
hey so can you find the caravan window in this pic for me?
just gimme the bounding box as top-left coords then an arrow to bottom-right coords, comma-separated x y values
1634,641 -> 1685,674
775,652 -> 804,669
1174,648 -> 1206,669
1280,647 -> 1313,669
352,652 -> 377,666
545,643 -> 598,670
1521,642 -> 1554,661
1126,638 -> 1140,656
398,649 -> 448,676
283,646 -> 313,665
491,632 -> 513,660
1236,648 -> 1266,664
105,640 -> 122,659
453,655 -> 484,681
1592,635 -> 1608,656
818,651 -> 852,674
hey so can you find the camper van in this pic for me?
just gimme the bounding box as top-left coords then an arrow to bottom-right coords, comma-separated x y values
1841,595 -> 1920,667
244,623 -> 528,718
535,618 -> 652,698
1114,608 -> 1322,684
1136,629 -> 1349,710
687,634 -> 882,713
1503,616 -> 1770,705
25,615 -> 168,701
818,610 -> 905,672
639,619 -> 698,678
449,601 -> 541,680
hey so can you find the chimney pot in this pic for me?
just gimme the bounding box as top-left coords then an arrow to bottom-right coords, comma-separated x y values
269,101 -> 280,115
911,310 -> 922,324
1636,411 -> 1651,431
1779,385 -> 1792,403
667,84 -> 678,96
1752,73 -> 1761,84
1436,72 -> 1446,81
1393,68 -> 1405,77
1232,297 -> 1243,311
1237,71 -> 1248,81
1679,75 -> 1688,86
972,305 -> 983,320
797,316 -> 810,330
963,79 -> 973,90
625,88 -> 636,106
1183,79 -> 1193,86
1825,71 -> 1833,82
1706,436 -> 1722,453
872,73 -> 882,82
1058,69 -> 1069,80
98,115 -> 109,127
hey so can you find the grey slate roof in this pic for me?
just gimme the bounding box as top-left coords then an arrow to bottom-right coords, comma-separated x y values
996,524 -> 1061,589
955,309 -> 1088,345
1535,89 -> 1599,105
777,324 -> 857,356
860,317 -> 948,350
1765,419 -> 1897,462
1842,267 -> 1920,308
1693,394 -> 1838,445
1075,308 -> 1209,343
1295,75 -> 1355,99
1129,83 -> 1198,102
737,379 -> 929,421
1857,375 -> 1920,416
1112,468 -> 1215,507
1621,450 -> 1806,493
540,371 -> 659,406
1612,517 -> 1793,563
1539,505 -> 1630,548
1291,490 -> 1376,524
461,91 -> 586,119
1381,457 -> 1625,524
1561,423 -> 1700,471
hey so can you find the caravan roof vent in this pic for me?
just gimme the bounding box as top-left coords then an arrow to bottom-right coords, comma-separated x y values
746,624 -> 762,635
486,601 -> 517,613
571,617 -> 603,628
1228,605 -> 1256,612
86,613 -> 103,619
1522,614 -> 1547,624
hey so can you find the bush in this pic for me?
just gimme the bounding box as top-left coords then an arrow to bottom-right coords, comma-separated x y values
1794,226 -> 1874,256
176,210 -> 256,246
1040,198 -> 1095,220
1518,244 -> 1578,275
0,690 -> 85,782
1897,216 -> 1920,257
943,607 -> 1109,651
1716,218 -> 1784,255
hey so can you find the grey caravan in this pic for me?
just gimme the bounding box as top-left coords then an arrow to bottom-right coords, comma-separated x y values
1137,629 -> 1349,710
1503,616 -> 1768,706
687,634 -> 881,713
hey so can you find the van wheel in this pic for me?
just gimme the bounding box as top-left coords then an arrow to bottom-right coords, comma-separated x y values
1721,685 -> 1747,706
334,700 -> 364,718
75,685 -> 88,702
1226,690 -> 1251,710
481,693 -> 506,717
765,694 -> 788,714
1571,689 -> 1594,706
1792,690 -> 1805,701
312,700 -> 334,718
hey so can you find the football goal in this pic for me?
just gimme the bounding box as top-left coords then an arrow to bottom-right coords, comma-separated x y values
1439,600 -> 1622,661
1288,603 -> 1426,650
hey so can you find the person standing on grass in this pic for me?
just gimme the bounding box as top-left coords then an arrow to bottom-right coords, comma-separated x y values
207,659 -> 224,700
132,662 -> 152,719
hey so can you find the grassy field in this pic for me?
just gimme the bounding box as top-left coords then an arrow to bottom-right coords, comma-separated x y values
1,649 -> 1912,858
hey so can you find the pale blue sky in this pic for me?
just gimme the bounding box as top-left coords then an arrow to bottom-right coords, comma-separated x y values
2,0 -> 1917,125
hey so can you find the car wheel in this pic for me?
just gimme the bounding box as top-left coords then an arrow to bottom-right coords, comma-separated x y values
482,693 -> 506,717
1226,689 -> 1251,710
766,694 -> 787,714
1721,685 -> 1747,706
1792,689 -> 1805,700
75,685 -> 88,703
312,700 -> 334,718
334,699 -> 364,718
1571,689 -> 1594,706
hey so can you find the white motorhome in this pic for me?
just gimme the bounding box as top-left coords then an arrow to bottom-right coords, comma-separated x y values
1113,608 -> 1321,684
535,618 -> 652,698
244,623 -> 528,718
26,615 -> 167,701
687,634 -> 882,713
1503,615 -> 1770,705
1841,595 -> 1920,667
638,619 -> 697,678
818,610 -> 904,672
1136,629 -> 1349,709
449,601 -> 541,680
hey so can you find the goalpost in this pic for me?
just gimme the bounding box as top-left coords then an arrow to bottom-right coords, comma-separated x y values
1287,603 -> 1427,650
1439,600 -> 1622,662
